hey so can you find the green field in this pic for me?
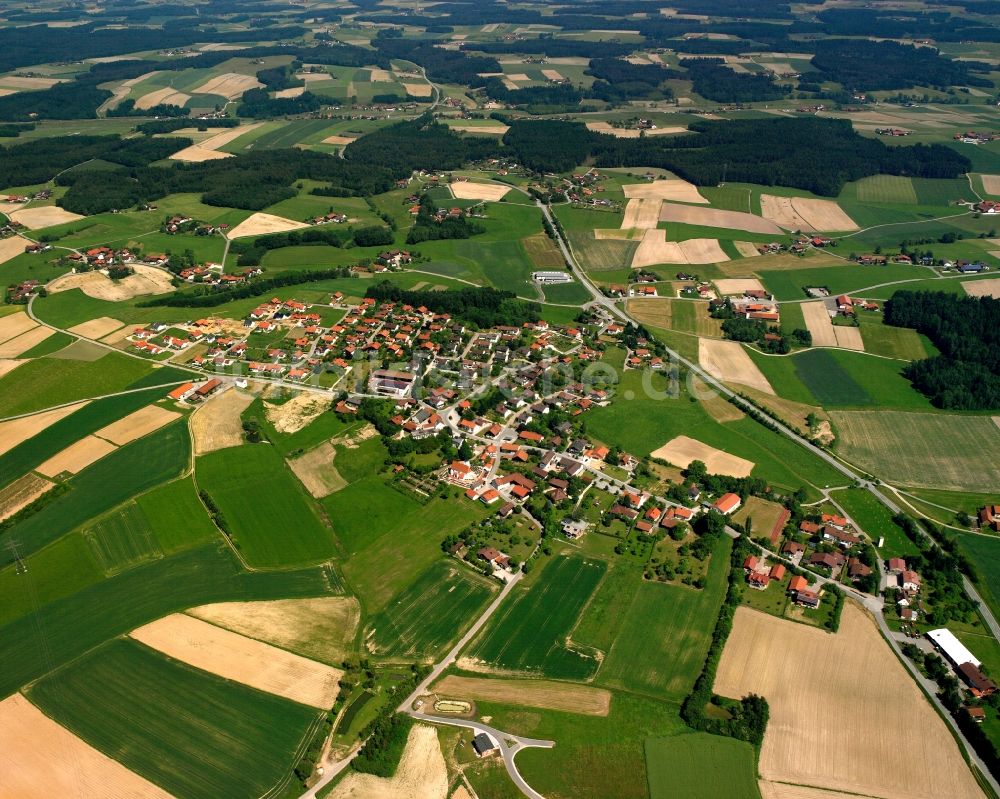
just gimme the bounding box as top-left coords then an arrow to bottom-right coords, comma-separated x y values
84,502 -> 162,574
957,535 -> 1000,623
367,560 -> 496,661
828,487 -> 921,558
469,554 -> 606,680
568,231 -> 638,272
197,444 -> 336,567
847,175 -> 918,205
645,733 -> 761,799
29,638 -> 319,799
760,264 -> 920,302
855,313 -> 929,361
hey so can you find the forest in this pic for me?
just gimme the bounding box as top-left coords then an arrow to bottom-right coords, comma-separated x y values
365,282 -> 540,328
679,58 -> 789,103
586,58 -> 681,103
407,196 -> 485,244
884,291 -> 1000,410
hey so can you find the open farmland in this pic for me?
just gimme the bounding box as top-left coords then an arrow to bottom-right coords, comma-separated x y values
714,605 -> 983,799
658,202 -> 782,235
28,638 -> 320,799
632,230 -> 729,266
451,181 -> 510,202
622,179 -> 707,204
464,555 -> 606,680
699,338 -> 775,394
366,560 -> 496,661
190,387 -> 254,454
432,675 -> 612,716
326,724 -> 447,799
829,410 -> 1000,491
760,195 -> 857,232
0,403 -> 89,461
651,435 -> 755,477
645,733 -> 760,799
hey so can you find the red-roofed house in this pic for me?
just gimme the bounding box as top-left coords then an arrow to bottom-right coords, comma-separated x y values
713,493 -> 742,515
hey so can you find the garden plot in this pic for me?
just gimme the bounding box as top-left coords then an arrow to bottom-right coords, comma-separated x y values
0,693 -> 172,799
0,325 -> 54,358
227,212 -> 308,239
48,265 -> 174,301
66,316 -> 124,339
190,387 -> 254,454
963,278 -> 1000,299
94,405 -> 180,446
192,72 -> 263,99
0,401 -> 86,456
288,440 -> 346,497
715,605 -> 984,799
450,181 -> 510,202
35,435 -> 117,477
658,203 -> 783,235
631,229 -> 728,267
130,613 -> 342,709
0,234 -> 31,265
8,206 -> 84,228
713,278 -> 766,295
760,195 -> 857,232
699,338 -> 775,394
621,199 -> 663,230
622,179 -> 708,204
433,675 -> 611,716
327,725 -> 447,799
651,435 -> 754,477
169,123 -> 263,162
0,473 -> 54,521
134,87 -> 191,110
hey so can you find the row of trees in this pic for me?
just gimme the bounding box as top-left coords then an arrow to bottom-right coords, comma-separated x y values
139,266 -> 354,308
364,282 -> 540,328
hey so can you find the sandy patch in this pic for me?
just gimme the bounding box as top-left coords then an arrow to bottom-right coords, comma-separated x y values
0,76 -> 62,90
449,124 -> 508,135
36,435 -> 117,477
264,391 -> 332,434
833,325 -> 864,351
273,86 -> 305,99
322,135 -> 357,146
188,596 -> 360,665
0,473 -> 54,522
8,206 -> 84,229
0,402 -> 86,455
981,174 -> 1000,195
227,212 -> 309,239
451,181 -> 510,202
403,82 -> 433,97
66,316 -> 125,340
0,693 -> 172,799
699,338 -> 775,394
963,278 -> 1000,299
288,440 -> 346,498
0,325 -> 54,358
713,278 -> 766,295
659,202 -> 782,235
801,301 -> 837,348
0,234 -> 32,265
716,605 -> 984,799
760,195 -> 857,232
368,68 -> 393,82
631,229 -> 728,267
623,180 -> 708,204
734,241 -> 761,258
49,266 -> 174,302
94,404 -> 180,446
134,86 -> 191,110
169,123 -> 262,163
191,387 -> 254,454
326,724 -> 447,799
0,311 -> 38,344
651,434 -> 754,477
434,675 -> 611,716
621,198 -> 662,230
130,614 -> 342,709
192,72 -> 264,99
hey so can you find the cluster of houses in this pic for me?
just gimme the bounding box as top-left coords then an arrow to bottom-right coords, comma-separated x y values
6,279 -> 40,303
834,294 -> 880,315
886,557 -> 923,622
167,378 -> 223,404
927,628 -> 997,705
177,264 -> 262,286
954,130 -> 999,144
720,287 -> 781,323
162,215 -> 227,236
307,211 -> 348,226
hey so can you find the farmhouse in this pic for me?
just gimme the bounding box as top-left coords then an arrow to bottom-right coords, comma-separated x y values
712,493 -> 742,515
979,505 -> 1000,533
957,663 -> 997,698
168,382 -> 196,401
927,628 -> 981,669
793,588 -> 821,608
473,732 -> 500,757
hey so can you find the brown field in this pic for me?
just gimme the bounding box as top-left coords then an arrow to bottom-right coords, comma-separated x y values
101,321 -> 147,345
715,605 -> 984,799
321,135 -> 357,146
541,69 -> 565,81
658,203 -> 782,235
0,75 -> 62,90
699,338 -> 775,394
739,385 -> 829,438
627,297 -> 722,337
449,124 -> 508,135
227,211 -> 309,239
631,229 -> 729,267
169,123 -> 262,162
760,195 -> 857,232
192,72 -> 263,99
963,278 -> 1000,299
288,440 -> 346,498
586,122 -> 686,138
734,241 -> 761,258
713,278 -> 766,295
0,89 -> 16,97
760,194 -> 810,230
651,435 -> 755,477
982,174 -> 1000,194
0,310 -> 39,343
622,180 -> 708,204
0,325 -> 55,358
801,301 -> 837,347
273,86 -> 305,99
130,614 -> 343,709
298,72 -> 334,83
326,725 -> 447,799
8,206 -> 84,229
506,73 -> 531,81
0,359 -> 23,379
0,234 -> 31,265
368,68 -> 393,81
833,325 -> 864,351
191,387 -> 254,454
759,783 -> 874,799
0,693 -> 172,799
593,228 -> 642,240
48,265 -> 174,301
188,596 -> 360,665
433,675 -> 611,716
692,375 -> 746,423
451,181 -> 510,202
265,391 -> 332,434
36,435 -> 117,477
94,404 -> 180,446
134,87 -> 191,110
621,198 -> 662,230
403,82 -> 433,97
66,316 -> 125,339
0,402 -> 86,456
0,473 -> 54,522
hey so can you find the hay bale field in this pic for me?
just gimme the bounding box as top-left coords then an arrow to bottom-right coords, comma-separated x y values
963,278 -> 1000,299
35,434 -> 117,477
631,229 -> 728,266
94,404 -> 180,446
8,206 -> 84,229
192,72 -> 263,99
0,326 -> 55,358
713,278 -> 766,295
48,265 -> 174,301
0,693 -> 172,799
651,435 -> 754,477
715,605 -> 984,799
451,181 -> 510,202
0,473 -> 54,522
288,440 -> 346,497
190,387 -> 254,454
980,174 -> 1000,194
226,211 -> 309,239
66,316 -> 125,339
403,82 -> 433,96
129,614 -> 342,709
0,401 -> 86,457
327,724 -> 447,799
170,123 -> 262,162
621,199 -> 663,230
0,310 -> 39,343
801,301 -> 838,347
188,596 -> 360,665
0,234 -> 31,265
760,195 -> 857,232
829,409 -> 1000,492
698,338 -> 775,394
622,179 -> 708,204
658,203 -> 783,235
433,675 -> 611,715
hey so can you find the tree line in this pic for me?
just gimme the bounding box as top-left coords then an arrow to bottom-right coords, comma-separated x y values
139,267 -> 355,308
365,282 -> 540,328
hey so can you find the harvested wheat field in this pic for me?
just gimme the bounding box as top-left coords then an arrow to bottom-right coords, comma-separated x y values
368,68 -> 393,81
403,82 -> 433,96
622,179 -> 708,204
715,605 -> 984,799
734,241 -> 761,258
0,693 -> 172,799
0,473 -> 54,522
631,229 -> 728,266
594,228 -> 642,240
963,278 -> 1000,299
713,278 -> 766,295
36,435 -> 117,477
288,440 -> 346,498
327,724 -> 447,799
0,402 -> 86,456
692,375 -> 746,423
542,69 -> 565,81
95,404 -> 180,446
298,72 -> 334,83
760,195 -> 857,232
450,124 -> 508,135
134,87 -> 191,110
8,206 -> 84,229
586,122 -> 685,138
321,135 -> 357,146
0,234 -> 31,265
434,675 -> 611,716
130,614 -> 342,709
0,310 -> 39,344
66,316 -> 124,339
0,359 -> 23,379
0,325 -> 55,358
451,181 -> 510,202
264,391 -> 331,434
621,198 -> 663,230
0,75 -> 62,90
651,435 -> 754,477
833,325 -> 863,351
273,86 -> 305,99
49,265 -> 174,301
801,301 -> 837,347
188,596 -> 360,665
227,212 -> 308,239
658,203 -> 782,235
192,72 -> 263,99
759,783 -> 874,799
699,338 -> 775,394
191,387 -> 254,454
169,123 -> 262,162
982,174 -> 1000,195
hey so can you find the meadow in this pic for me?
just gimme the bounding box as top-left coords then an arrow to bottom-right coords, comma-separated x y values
855,313 -> 928,361
468,554 -> 606,680
28,638 -> 319,799
366,560 -> 496,661
645,733 -> 761,799
196,444 -> 336,567
957,535 -> 1000,624
759,263 -> 920,302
